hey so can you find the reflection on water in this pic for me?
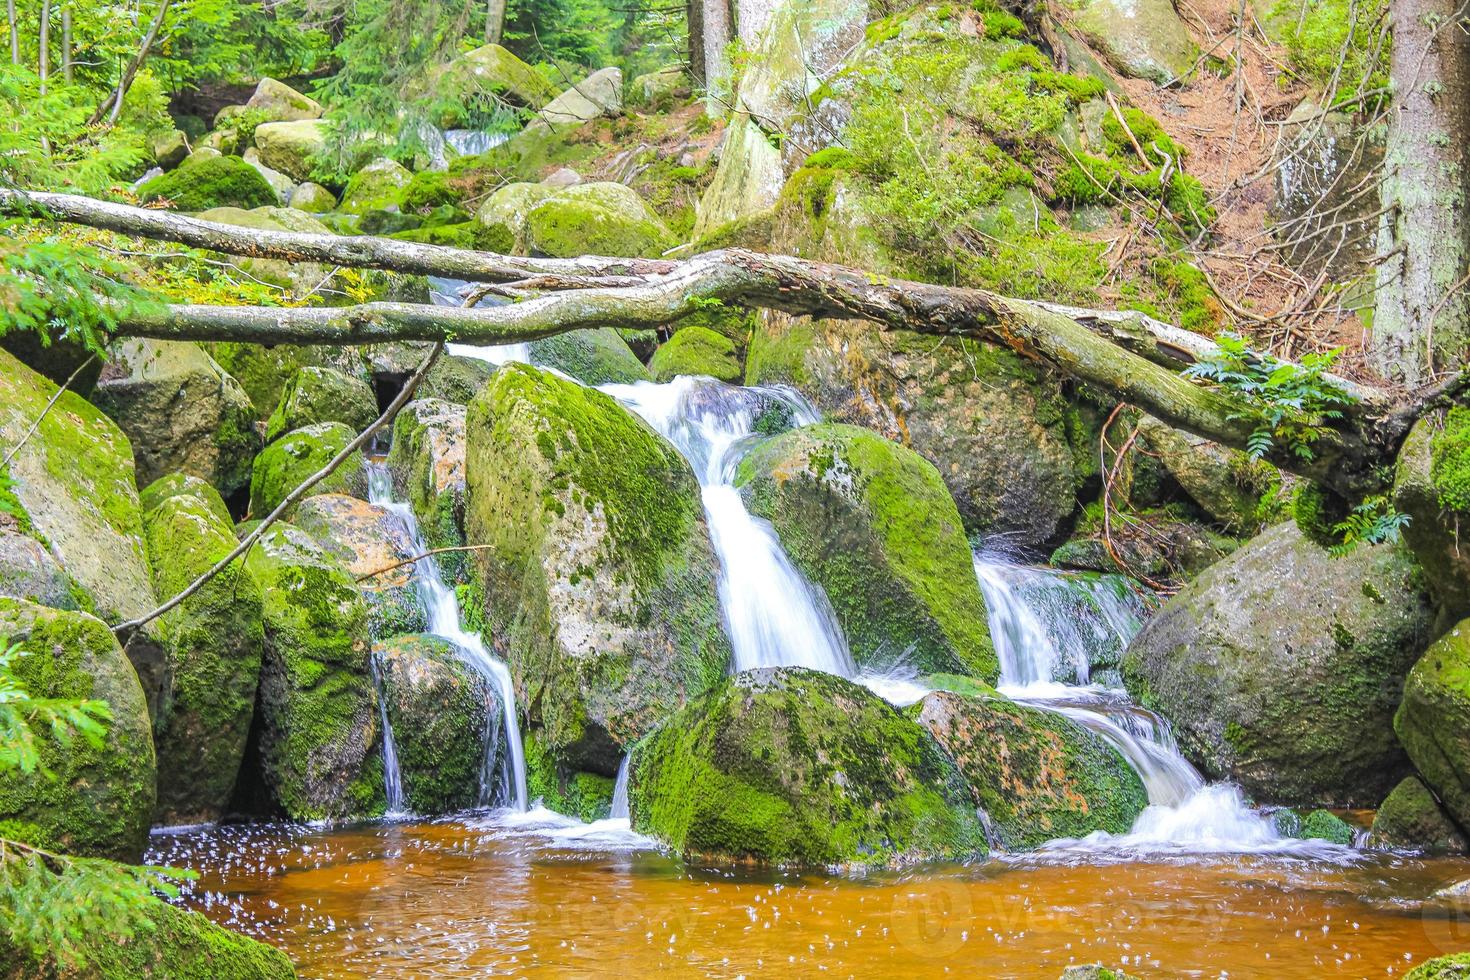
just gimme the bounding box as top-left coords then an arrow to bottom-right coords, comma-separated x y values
149,814 -> 1470,978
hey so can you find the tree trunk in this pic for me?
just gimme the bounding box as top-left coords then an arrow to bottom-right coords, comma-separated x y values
7,0 -> 17,66
689,0 -> 733,107
484,0 -> 505,44
37,0 -> 48,94
0,189 -> 1409,496
88,0 -> 172,126
61,5 -> 71,82
1372,0 -> 1470,384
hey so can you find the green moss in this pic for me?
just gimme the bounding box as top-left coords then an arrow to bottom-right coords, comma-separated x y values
524,198 -> 673,258
0,885 -> 296,978
524,729 -> 615,821
249,421 -> 365,517
264,366 -> 377,443
1431,407 -> 1470,512
0,600 -> 155,861
401,170 -> 461,212
526,328 -> 651,386
628,668 -> 987,867
648,326 -> 742,382
1408,954 -> 1470,979
390,220 -> 514,252
136,155 -> 277,211
142,479 -> 264,825
1292,481 -> 1349,548
736,424 -> 998,680
1300,808 -> 1355,844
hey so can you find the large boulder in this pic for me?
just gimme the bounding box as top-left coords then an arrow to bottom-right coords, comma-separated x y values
242,523 -> 383,820
464,364 -> 730,774
746,181 -> 1089,548
523,182 -> 674,258
0,888 -> 297,979
431,42 -> 559,126
1395,412 -> 1470,629
142,476 -> 264,826
522,67 -> 622,139
1136,416 -> 1271,533
0,349 -> 163,706
339,157 -> 413,215
1395,619 -> 1470,834
476,181 -> 557,253
0,528 -> 71,608
527,328 -> 652,385
627,667 -> 988,867
288,180 -> 337,212
375,633 -> 500,814
1122,522 -> 1433,806
264,365 -> 379,443
136,153 -> 277,211
245,76 -> 322,122
913,690 -> 1147,850
649,326 -> 742,383
386,399 -> 468,580
1368,775 -> 1467,854
243,147 -> 296,204
736,424 -> 997,678
91,338 -> 259,501
294,493 -> 426,638
1069,0 -> 1197,84
206,343 -> 371,420
249,421 -> 367,517
0,599 -> 155,861
253,119 -> 330,183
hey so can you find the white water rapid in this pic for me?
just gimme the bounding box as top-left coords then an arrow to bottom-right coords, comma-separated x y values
366,463 -> 529,812
602,376 -> 857,676
972,553 -> 1337,856
368,649 -> 407,816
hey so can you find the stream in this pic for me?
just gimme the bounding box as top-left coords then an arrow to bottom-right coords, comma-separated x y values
146,298 -> 1470,977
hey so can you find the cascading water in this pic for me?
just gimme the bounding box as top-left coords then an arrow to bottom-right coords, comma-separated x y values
609,757 -> 630,820
602,376 -> 856,676
369,649 -> 407,816
973,552 -> 1303,852
427,277 -> 531,366
366,463 -> 529,811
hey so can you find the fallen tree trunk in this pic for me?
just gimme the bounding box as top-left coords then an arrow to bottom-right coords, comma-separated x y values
0,189 -> 1428,497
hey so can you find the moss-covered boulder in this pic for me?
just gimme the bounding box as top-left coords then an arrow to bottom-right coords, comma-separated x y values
288,180 -> 337,212
430,42 -> 559,127
0,349 -> 163,707
476,181 -> 558,253
527,328 -> 652,385
627,667 -> 987,867
142,477 -> 264,826
519,66 -> 622,140
1070,0 -> 1197,84
421,354 -> 498,404
464,364 -> 730,773
1394,619 -> 1470,834
206,343 -> 370,420
524,182 -> 674,258
1368,776 -> 1467,854
649,326 -> 742,382
629,67 -> 687,109
736,424 -> 997,679
264,366 -> 379,443
523,727 -> 615,821
253,119 -> 330,183
1122,522 -> 1433,806
375,633 -> 499,813
386,399 -> 468,580
1408,954 -> 1470,978
294,493 -> 425,638
242,523 -> 382,820
92,339 -> 259,500
249,421 -> 367,517
0,529 -> 72,609
747,184 -> 1089,549
136,153 -> 277,211
339,157 -> 413,215
0,887 -> 297,979
913,690 -> 1147,850
245,76 -> 322,122
1395,413 -> 1470,630
0,599 -> 155,861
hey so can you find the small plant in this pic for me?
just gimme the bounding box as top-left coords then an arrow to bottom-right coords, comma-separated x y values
1329,495 -> 1411,556
1183,333 -> 1355,461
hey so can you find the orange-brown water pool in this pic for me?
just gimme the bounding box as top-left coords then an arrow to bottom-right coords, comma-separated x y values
148,811 -> 1470,978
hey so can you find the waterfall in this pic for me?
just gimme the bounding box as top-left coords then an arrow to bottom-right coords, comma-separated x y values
973,552 -> 1292,850
427,277 -> 531,366
369,649 -> 407,816
601,377 -> 856,676
610,756 -> 630,820
366,464 -> 529,811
